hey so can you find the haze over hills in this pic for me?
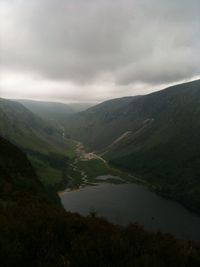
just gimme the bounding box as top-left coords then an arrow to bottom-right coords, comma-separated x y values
65,79 -> 200,212
17,99 -> 95,123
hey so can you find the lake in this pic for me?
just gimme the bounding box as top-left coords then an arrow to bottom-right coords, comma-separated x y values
59,183 -> 200,241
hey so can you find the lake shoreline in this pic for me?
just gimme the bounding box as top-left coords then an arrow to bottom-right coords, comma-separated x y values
58,141 -> 200,218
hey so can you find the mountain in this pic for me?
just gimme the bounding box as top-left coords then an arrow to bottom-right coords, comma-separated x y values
65,79 -> 200,212
1,135 -> 199,266
0,98 -> 61,151
65,96 -> 141,149
0,98 -> 69,188
17,99 -> 95,123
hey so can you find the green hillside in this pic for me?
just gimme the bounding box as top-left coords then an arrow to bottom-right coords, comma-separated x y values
0,98 -> 71,188
1,136 -> 200,266
65,80 -> 200,212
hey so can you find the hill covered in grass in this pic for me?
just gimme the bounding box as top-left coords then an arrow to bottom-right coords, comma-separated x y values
65,79 -> 200,212
0,136 -> 200,267
0,98 -> 71,189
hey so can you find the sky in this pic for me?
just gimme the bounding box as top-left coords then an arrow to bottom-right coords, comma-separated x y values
0,0 -> 200,103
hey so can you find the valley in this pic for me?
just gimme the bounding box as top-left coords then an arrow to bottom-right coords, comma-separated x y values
1,80 -> 200,265
2,80 -> 200,215
58,138 -> 200,242
1,1 -> 200,264
64,141 -> 130,189
64,79 -> 200,213
2,80 -> 200,216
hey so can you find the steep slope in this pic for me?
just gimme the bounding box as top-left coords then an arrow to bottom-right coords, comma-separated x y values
0,136 -> 200,266
104,79 -> 200,157
0,98 -> 61,151
0,98 -> 69,188
109,80 -> 200,212
65,79 -> 200,212
65,96 -> 140,149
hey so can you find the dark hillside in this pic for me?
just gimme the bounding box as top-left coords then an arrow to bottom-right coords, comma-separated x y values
0,136 -> 42,194
0,136 -> 200,266
65,96 -> 140,149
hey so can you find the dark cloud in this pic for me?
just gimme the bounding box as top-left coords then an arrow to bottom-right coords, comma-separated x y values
0,0 -> 200,101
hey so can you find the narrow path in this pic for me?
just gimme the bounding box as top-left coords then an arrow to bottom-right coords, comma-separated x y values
69,144 -> 89,184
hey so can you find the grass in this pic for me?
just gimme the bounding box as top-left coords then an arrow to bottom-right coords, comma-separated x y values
66,166 -> 83,188
37,167 -> 63,186
76,159 -> 131,184
28,155 -> 64,187
64,138 -> 77,158
77,159 -> 108,178
25,138 -> 77,189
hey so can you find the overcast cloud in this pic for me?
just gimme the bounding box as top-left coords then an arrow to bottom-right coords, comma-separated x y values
0,0 -> 200,102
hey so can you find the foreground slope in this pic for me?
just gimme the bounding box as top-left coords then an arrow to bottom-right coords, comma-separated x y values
0,136 -> 43,194
0,136 -> 200,267
65,80 -> 200,212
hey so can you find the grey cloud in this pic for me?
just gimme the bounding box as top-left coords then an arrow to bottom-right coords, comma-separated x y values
0,0 -> 200,92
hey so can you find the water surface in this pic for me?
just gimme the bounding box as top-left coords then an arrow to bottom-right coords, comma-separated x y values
59,183 -> 200,241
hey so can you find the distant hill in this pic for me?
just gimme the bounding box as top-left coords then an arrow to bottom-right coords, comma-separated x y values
65,79 -> 200,212
17,99 -> 95,123
1,135 -> 199,266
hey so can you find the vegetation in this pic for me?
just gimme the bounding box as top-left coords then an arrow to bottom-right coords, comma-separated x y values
1,80 -> 200,265
65,80 -> 200,213
76,159 -> 128,183
1,136 -> 200,266
77,159 -> 112,178
0,98 -> 70,190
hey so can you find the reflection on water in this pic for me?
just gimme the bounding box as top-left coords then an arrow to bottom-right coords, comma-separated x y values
59,183 -> 200,241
